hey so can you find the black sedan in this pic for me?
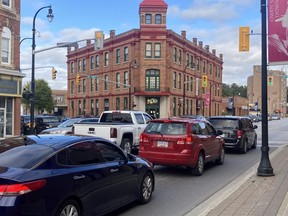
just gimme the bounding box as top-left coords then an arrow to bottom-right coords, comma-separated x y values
0,135 -> 155,216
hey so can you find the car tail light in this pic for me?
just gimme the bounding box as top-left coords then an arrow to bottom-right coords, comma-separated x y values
237,130 -> 243,138
0,180 -> 46,196
140,134 -> 149,143
177,135 -> 193,145
110,128 -> 117,138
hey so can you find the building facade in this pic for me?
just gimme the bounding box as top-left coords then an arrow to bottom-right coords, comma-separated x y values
66,0 -> 223,118
247,65 -> 287,115
0,0 -> 25,138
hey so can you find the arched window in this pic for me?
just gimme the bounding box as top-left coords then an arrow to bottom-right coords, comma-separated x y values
145,14 -> 152,24
155,14 -> 162,24
1,27 -> 11,64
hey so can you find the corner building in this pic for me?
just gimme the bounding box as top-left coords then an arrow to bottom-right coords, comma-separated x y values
0,0 -> 25,138
66,0 -> 223,118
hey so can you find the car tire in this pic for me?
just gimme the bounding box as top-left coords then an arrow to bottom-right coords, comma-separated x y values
251,136 -> 257,149
55,199 -> 81,216
191,153 -> 205,176
241,140 -> 248,154
120,138 -> 132,153
215,146 -> 225,165
138,172 -> 153,204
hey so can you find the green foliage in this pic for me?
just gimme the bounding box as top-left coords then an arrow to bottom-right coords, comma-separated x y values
222,83 -> 247,97
22,79 -> 54,114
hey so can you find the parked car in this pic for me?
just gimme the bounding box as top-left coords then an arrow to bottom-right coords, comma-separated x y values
139,118 -> 225,176
0,135 -> 154,216
20,114 -> 30,135
34,115 -> 61,134
271,114 -> 280,120
41,117 -> 99,135
208,116 -> 257,153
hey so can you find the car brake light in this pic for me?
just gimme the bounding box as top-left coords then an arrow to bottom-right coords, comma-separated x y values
237,130 -> 243,138
110,128 -> 117,138
140,134 -> 149,143
0,180 -> 46,196
177,136 -> 193,145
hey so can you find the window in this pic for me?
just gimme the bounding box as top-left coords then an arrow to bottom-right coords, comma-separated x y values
95,99 -> 99,116
173,72 -> 176,88
83,79 -> 86,93
174,47 -> 177,62
190,77 -> 194,92
145,69 -> 160,91
70,62 -> 74,73
203,61 -> 206,74
90,99 -> 94,116
178,73 -> 181,89
95,78 -> 99,91
145,14 -> 152,24
104,99 -> 109,111
95,55 -> 99,68
173,97 -> 176,116
2,0 -> 10,7
196,58 -> 200,71
116,73 -> 120,89
78,100 -> 81,116
104,75 -> 108,90
209,63 -> 213,75
78,60 -> 81,72
190,55 -> 194,68
90,78 -> 94,91
178,49 -> 182,64
135,113 -> 145,124
145,43 -> 152,58
71,81 -> 74,94
83,59 -> 86,71
97,142 -> 125,162
124,47 -> 128,62
116,49 -> 120,64
90,56 -> 94,69
116,98 -> 120,110
155,14 -> 162,24
124,71 -> 128,87
1,27 -> 11,64
154,43 -> 161,58
124,97 -> 128,110
104,52 -> 109,66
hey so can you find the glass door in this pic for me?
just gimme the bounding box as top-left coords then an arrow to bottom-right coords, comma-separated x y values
0,108 -> 6,138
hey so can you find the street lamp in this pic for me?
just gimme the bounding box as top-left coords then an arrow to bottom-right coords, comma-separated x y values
30,5 -> 53,134
128,59 -> 137,110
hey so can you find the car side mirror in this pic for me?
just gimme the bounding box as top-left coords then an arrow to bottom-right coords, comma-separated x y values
217,130 -> 223,136
253,125 -> 258,129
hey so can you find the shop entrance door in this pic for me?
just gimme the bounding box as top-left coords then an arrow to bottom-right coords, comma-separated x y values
0,109 -> 6,138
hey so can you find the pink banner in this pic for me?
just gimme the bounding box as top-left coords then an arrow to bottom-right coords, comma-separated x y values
205,93 -> 210,107
268,0 -> 288,64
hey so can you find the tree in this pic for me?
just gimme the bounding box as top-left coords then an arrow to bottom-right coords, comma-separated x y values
222,83 -> 247,97
22,79 -> 54,114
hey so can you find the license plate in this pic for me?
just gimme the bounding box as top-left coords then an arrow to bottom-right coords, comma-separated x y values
157,141 -> 168,147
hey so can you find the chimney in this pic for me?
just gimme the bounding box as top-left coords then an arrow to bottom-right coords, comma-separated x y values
110,30 -> 115,38
205,45 -> 209,51
199,41 -> 203,48
86,40 -> 91,45
212,49 -> 216,55
220,54 -> 223,60
181,30 -> 186,38
193,38 -> 197,45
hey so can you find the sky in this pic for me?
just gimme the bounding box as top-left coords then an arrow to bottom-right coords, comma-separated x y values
20,0 -> 278,90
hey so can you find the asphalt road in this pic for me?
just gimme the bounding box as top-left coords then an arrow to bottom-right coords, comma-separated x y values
108,118 -> 288,216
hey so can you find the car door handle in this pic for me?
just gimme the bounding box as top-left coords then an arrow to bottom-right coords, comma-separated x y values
110,168 -> 118,173
73,175 -> 85,180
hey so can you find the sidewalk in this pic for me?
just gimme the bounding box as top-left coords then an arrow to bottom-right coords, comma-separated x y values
186,145 -> 288,216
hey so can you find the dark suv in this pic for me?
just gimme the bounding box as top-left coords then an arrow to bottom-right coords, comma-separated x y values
34,116 -> 61,134
208,116 -> 257,154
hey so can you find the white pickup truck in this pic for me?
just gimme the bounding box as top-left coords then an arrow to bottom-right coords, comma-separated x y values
72,110 -> 153,153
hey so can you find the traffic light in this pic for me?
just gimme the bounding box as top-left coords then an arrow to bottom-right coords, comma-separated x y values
268,76 -> 273,86
52,67 -> 57,80
239,26 -> 250,52
202,75 -> 208,87
76,74 -> 80,85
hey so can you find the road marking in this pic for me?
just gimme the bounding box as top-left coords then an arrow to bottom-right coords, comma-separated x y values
277,192 -> 288,216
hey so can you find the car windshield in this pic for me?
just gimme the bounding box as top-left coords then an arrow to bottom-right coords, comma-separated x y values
42,117 -> 59,123
58,118 -> 81,128
145,122 -> 186,135
0,137 -> 53,169
209,119 -> 238,129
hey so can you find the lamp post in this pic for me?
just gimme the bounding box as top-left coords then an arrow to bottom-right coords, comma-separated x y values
257,0 -> 274,176
29,5 -> 53,134
128,60 -> 137,110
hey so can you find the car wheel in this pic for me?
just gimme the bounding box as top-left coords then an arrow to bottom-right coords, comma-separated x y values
55,199 -> 81,216
138,172 -> 153,204
241,140 -> 248,154
120,138 -> 132,153
191,153 -> 205,176
251,136 -> 257,149
215,146 -> 225,165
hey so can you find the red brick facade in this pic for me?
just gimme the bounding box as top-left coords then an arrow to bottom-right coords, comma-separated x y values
66,0 -> 223,118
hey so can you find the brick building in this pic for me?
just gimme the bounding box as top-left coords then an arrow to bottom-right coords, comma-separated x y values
247,65 -> 287,115
66,0 -> 223,118
0,0 -> 25,138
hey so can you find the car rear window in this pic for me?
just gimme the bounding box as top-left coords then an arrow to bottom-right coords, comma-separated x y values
0,137 -> 53,169
145,122 -> 186,135
209,118 -> 238,129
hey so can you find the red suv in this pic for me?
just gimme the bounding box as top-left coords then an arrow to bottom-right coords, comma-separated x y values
139,118 -> 225,176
